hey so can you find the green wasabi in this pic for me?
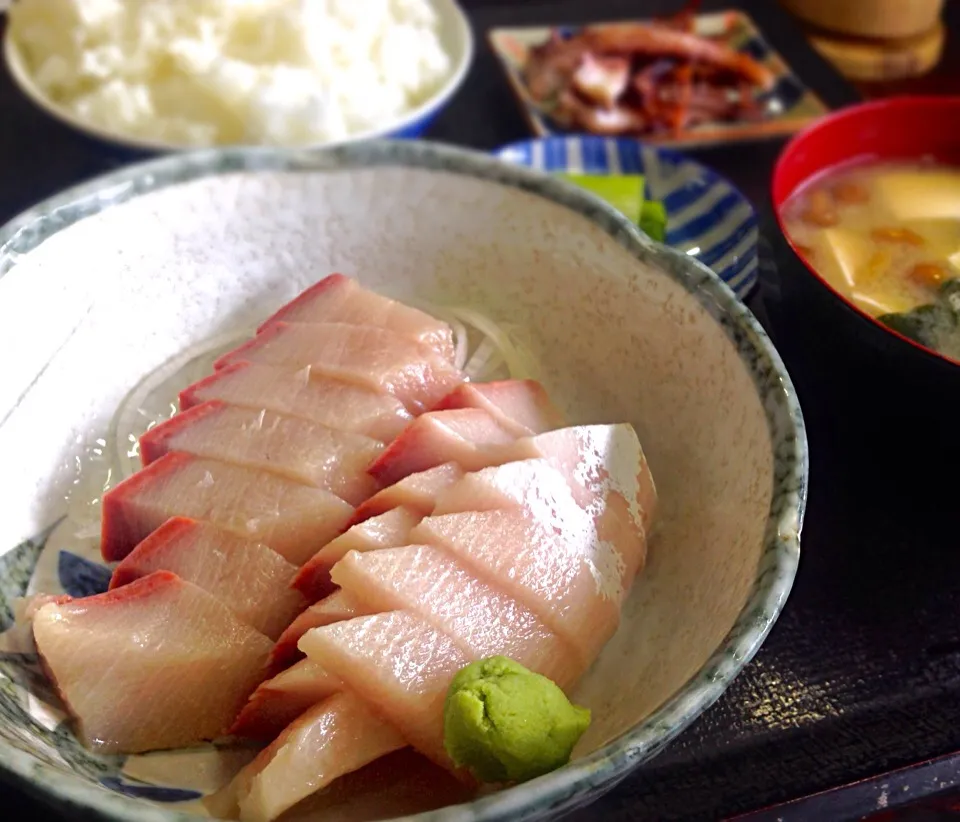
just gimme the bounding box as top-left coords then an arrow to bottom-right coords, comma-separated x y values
442,656 -> 591,784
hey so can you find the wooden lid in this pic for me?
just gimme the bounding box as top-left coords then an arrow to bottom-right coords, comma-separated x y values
807,21 -> 946,82
780,0 -> 944,40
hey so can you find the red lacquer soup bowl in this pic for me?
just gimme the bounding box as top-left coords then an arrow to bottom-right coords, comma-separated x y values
771,96 -> 960,408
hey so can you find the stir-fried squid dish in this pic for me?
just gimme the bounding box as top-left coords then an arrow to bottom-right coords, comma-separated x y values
523,9 -> 775,137
17,274 -> 658,822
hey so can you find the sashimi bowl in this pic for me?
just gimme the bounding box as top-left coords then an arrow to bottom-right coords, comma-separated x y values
0,140 -> 806,821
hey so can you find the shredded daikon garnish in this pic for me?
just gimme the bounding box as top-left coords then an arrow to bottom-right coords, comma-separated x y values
419,302 -> 541,382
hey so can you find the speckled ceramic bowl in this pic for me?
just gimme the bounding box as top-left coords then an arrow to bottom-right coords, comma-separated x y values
0,141 -> 807,821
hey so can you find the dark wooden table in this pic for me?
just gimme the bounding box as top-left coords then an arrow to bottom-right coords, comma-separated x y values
2,1 -> 960,820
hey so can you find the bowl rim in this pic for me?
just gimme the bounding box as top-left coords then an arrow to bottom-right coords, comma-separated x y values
771,95 -> 960,370
493,134 -> 761,297
1,0 -> 475,154
0,139 -> 807,822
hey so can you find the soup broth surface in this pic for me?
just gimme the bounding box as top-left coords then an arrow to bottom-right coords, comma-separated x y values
781,160 -> 960,359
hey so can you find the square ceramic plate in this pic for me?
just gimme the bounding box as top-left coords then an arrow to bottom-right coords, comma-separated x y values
488,10 -> 830,148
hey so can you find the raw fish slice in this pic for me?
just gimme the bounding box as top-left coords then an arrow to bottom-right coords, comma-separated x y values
367,409 -> 518,487
270,590 -> 372,669
101,453 -> 354,564
434,456 -> 650,587
213,322 -> 464,413
277,749 -> 474,822
33,572 -> 273,754
527,424 -> 658,540
298,611 -> 473,778
351,463 -> 463,525
230,659 -> 342,741
332,545 -> 585,687
179,363 -> 413,443
411,510 -> 623,665
258,274 -> 456,362
431,379 -> 566,436
375,423 -> 655,578
293,507 -> 422,602
225,692 -> 407,822
109,518 -> 306,640
139,401 -> 382,505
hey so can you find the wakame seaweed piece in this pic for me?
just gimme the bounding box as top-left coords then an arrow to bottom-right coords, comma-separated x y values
938,279 -> 960,317
878,304 -> 945,346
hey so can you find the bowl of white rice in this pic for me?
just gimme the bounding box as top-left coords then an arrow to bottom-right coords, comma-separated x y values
3,0 -> 474,152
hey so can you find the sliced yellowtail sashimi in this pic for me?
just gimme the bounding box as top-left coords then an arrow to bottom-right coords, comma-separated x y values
108,517 -> 306,640
33,571 -> 273,754
275,749 -> 474,822
101,453 -> 354,564
433,454 -> 654,586
179,363 -> 413,443
230,659 -> 342,741
367,409 -> 519,487
531,425 -> 658,533
431,379 -> 566,436
351,462 -> 464,525
378,422 -> 657,570
331,545 -> 585,687
412,509 -> 624,665
257,274 -> 456,363
138,400 -> 382,505
217,692 -> 407,822
293,507 -> 422,602
298,611 -> 474,780
270,590 -> 372,669
212,322 -> 464,414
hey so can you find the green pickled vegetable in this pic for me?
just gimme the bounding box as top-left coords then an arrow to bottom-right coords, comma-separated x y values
639,199 -> 668,243
557,172 -> 668,241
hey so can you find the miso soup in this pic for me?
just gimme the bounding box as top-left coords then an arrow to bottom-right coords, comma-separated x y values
780,161 -> 960,360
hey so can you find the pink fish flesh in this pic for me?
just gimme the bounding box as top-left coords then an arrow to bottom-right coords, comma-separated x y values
139,400 -> 382,505
332,544 -> 584,688
178,362 -> 412,443
229,659 -> 342,741
213,322 -> 464,414
33,571 -> 273,754
225,691 -> 406,822
350,463 -> 463,525
101,453 -> 354,564
270,590 -> 371,669
109,517 -> 306,640
258,274 -> 456,363
431,379 -> 566,436
298,611 -> 473,779
293,506 -> 422,602
367,409 -> 518,487
411,509 -> 623,665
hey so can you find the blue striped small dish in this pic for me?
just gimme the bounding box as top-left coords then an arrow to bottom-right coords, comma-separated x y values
496,136 -> 759,299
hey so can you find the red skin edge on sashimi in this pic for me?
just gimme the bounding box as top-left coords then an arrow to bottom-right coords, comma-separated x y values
346,501 -> 387,528
290,554 -> 339,603
255,273 -> 349,334
137,401 -> 227,466
365,420 -> 433,486
100,452 -> 195,562
268,629 -> 306,670
212,322 -> 289,371
431,380 -> 565,428
177,361 -> 249,411
108,516 -> 199,591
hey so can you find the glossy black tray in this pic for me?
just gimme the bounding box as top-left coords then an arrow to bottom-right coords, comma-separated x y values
4,1 -> 960,820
